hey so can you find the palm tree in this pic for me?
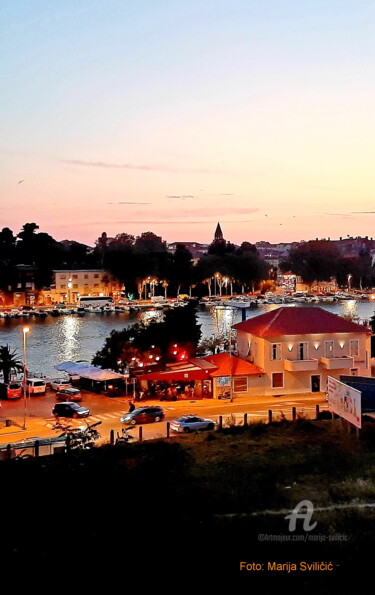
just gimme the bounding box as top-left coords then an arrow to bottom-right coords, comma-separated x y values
0,345 -> 23,384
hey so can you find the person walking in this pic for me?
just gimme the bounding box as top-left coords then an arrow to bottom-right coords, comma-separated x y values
128,400 -> 135,412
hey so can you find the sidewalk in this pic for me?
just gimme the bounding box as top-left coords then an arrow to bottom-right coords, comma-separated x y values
0,416 -> 75,443
0,392 -> 327,444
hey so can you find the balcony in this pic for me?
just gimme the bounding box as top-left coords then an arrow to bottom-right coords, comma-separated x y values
284,359 -> 319,372
319,356 -> 354,370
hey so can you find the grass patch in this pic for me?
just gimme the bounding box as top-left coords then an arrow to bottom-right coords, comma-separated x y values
2,418 -> 375,587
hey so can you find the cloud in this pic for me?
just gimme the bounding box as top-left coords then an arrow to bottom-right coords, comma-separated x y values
62,159 -> 223,174
107,201 -> 151,205
166,195 -> 196,200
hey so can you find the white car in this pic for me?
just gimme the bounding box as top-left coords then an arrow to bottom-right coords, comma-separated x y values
170,415 -> 216,433
50,379 -> 72,391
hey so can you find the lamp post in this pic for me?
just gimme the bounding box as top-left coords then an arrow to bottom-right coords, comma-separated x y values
22,327 -> 30,430
347,274 -> 352,292
67,279 -> 72,304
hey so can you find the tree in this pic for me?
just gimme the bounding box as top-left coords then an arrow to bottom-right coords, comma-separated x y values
168,245 -> 193,296
207,239 -> 236,257
280,241 -> 340,288
114,233 -> 135,246
237,241 -> 257,254
0,345 -> 23,384
134,232 -> 166,254
92,301 -> 202,369
0,227 -> 16,260
14,223 -> 66,287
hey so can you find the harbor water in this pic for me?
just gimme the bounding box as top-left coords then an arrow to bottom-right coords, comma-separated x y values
0,300 -> 374,378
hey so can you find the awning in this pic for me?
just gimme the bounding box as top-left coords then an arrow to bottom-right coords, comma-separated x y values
136,368 -> 212,382
137,357 -> 218,382
55,361 -> 125,381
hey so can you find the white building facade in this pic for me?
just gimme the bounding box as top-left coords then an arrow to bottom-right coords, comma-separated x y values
233,307 -> 372,396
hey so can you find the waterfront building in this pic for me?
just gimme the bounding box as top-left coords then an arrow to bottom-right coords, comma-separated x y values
232,307 -> 372,396
47,269 -> 123,304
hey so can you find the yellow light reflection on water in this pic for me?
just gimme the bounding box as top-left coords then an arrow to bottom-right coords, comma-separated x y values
140,310 -> 164,325
211,306 -> 235,340
58,316 -> 81,362
341,300 -> 358,320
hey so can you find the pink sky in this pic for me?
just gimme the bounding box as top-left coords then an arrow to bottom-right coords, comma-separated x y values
2,2 -> 375,247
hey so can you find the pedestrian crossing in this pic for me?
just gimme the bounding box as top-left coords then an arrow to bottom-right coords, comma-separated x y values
86,410 -> 125,422
45,410 -> 126,428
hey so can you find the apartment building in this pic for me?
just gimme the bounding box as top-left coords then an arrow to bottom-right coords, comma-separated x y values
49,270 -> 122,303
233,307 -> 371,396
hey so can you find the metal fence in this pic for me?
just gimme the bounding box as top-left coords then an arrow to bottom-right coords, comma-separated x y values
0,405 -> 328,459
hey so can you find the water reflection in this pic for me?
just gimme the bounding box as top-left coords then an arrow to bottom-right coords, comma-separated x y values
341,300 -> 358,320
211,306 -> 236,339
58,316 -> 82,363
140,310 -> 164,325
0,301 -> 374,377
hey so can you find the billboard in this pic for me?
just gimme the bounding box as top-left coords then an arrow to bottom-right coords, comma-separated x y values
327,376 -> 362,429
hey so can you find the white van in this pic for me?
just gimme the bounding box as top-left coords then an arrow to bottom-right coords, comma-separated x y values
23,378 -> 47,395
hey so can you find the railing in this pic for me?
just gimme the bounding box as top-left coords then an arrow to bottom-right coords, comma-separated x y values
0,405 -> 331,461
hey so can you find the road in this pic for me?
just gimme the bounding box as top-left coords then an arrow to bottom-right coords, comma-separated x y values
0,388 -> 328,445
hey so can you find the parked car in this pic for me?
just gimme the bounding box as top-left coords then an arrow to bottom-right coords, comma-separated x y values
170,415 -> 216,433
52,402 -> 90,418
121,406 -> 164,425
23,378 -> 46,395
56,387 -> 82,402
0,381 -> 22,399
50,379 -> 72,391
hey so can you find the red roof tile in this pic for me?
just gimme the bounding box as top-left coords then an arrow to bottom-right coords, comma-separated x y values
233,306 -> 371,337
201,353 -> 264,376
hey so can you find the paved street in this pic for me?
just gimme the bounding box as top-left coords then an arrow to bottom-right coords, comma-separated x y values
0,388 -> 328,446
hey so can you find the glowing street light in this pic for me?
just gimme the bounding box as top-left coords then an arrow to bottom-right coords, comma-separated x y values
22,327 -> 30,430
67,279 -> 72,304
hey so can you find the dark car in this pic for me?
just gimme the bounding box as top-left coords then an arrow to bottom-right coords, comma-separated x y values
56,387 -> 82,402
52,402 -> 90,418
120,406 -> 164,425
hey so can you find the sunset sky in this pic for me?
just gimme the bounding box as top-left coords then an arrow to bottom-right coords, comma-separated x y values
2,1 -> 375,247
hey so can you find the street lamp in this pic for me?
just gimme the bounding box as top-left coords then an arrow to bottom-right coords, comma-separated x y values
22,327 -> 30,430
67,279 -> 72,304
